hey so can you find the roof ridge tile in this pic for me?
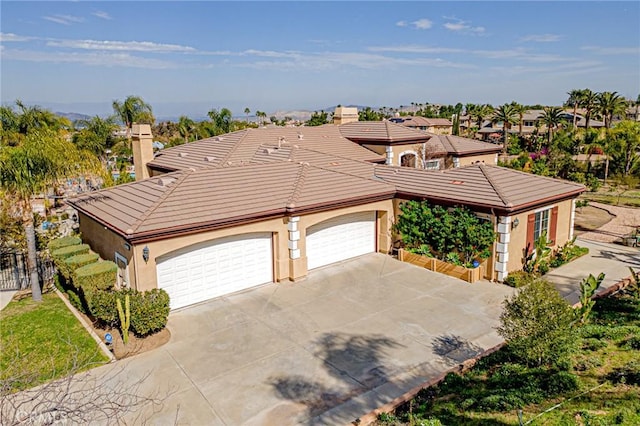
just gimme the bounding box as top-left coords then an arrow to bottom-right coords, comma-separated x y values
219,129 -> 250,165
129,171 -> 190,233
478,164 -> 512,208
286,163 -> 308,210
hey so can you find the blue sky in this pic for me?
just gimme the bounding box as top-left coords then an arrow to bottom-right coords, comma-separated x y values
1,1 -> 639,118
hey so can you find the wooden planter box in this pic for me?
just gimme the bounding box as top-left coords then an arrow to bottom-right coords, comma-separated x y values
398,249 -> 485,283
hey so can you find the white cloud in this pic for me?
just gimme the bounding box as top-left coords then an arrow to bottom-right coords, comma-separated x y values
411,19 -> 433,30
43,14 -> 85,25
92,11 -> 112,20
396,21 -> 407,27
520,34 -> 562,42
581,46 -> 640,55
46,39 -> 196,53
1,48 -> 179,69
368,45 -> 463,54
0,33 -> 33,42
443,18 -> 485,34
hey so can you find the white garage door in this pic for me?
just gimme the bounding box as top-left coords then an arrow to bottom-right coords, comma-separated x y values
156,233 -> 273,309
306,211 -> 376,270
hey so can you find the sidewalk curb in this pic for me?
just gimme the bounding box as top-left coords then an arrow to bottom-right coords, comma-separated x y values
53,288 -> 116,363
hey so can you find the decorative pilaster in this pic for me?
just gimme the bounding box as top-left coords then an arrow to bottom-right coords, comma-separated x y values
287,216 -> 300,259
495,216 -> 511,282
569,199 -> 576,240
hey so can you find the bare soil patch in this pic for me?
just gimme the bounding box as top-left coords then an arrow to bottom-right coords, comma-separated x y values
574,205 -> 614,234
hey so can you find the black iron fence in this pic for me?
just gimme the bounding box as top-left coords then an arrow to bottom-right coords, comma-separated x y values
0,252 -> 55,291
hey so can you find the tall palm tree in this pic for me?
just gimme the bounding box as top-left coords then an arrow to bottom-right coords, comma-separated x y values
492,104 -> 518,154
72,115 -> 118,161
244,107 -> 250,122
597,91 -> 627,130
578,89 -> 598,130
597,91 -> 628,184
565,89 -> 586,128
177,115 -> 195,143
511,102 -> 527,138
538,106 -> 565,146
112,95 -> 154,140
207,108 -> 233,134
0,130 -> 100,301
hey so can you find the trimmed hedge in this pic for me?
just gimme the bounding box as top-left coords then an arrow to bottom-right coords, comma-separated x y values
90,288 -> 170,336
73,261 -> 117,294
60,252 -> 99,279
504,271 -> 537,288
52,244 -> 90,263
49,235 -> 82,251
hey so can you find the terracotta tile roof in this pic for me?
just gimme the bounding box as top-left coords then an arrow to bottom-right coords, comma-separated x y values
431,134 -> 502,155
69,161 -> 394,241
399,116 -> 453,127
148,126 -> 384,171
375,164 -> 585,211
339,121 -> 431,144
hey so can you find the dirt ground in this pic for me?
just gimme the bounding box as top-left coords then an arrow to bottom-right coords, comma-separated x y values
95,326 -> 171,359
573,205 -> 615,234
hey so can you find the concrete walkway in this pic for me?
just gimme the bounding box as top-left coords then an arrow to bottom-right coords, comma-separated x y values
76,253 -> 514,425
578,202 -> 639,244
545,238 -> 639,305
0,290 -> 17,311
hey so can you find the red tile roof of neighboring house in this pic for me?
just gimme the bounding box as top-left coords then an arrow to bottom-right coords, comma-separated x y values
427,134 -> 502,156
338,121 -> 431,144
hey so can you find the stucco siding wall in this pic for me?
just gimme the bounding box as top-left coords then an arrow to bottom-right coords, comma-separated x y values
457,153 -> 499,167
505,198 -> 574,273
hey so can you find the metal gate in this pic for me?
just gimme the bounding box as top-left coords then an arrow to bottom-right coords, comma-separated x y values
0,252 -> 55,291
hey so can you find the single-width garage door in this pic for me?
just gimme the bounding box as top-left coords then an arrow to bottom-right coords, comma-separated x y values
156,233 -> 273,309
306,211 -> 376,270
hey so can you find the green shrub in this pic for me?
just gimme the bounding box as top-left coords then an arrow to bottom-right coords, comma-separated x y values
60,252 -> 99,279
503,271 -> 537,288
89,290 -> 118,326
537,260 -> 550,275
51,244 -> 90,264
477,393 -> 524,411
542,371 -> 580,396
49,235 -> 82,251
66,289 -> 86,313
608,361 -> 640,385
582,337 -> 608,351
129,289 -> 170,336
88,288 -> 170,336
625,336 -> 640,350
73,261 -> 116,296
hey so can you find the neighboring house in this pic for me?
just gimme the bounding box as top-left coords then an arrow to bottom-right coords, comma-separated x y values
389,116 -> 453,135
338,121 -> 501,170
68,124 -> 584,310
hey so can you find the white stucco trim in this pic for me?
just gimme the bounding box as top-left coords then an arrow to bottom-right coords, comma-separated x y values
569,199 -> 576,240
453,157 -> 460,168
494,216 -> 511,281
534,204 -> 557,214
385,146 -> 393,165
288,216 -> 301,259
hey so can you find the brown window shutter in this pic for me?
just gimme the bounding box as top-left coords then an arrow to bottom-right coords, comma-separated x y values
549,206 -> 559,245
526,213 -> 535,254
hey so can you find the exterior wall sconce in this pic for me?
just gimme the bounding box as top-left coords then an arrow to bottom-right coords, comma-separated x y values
142,246 -> 150,263
512,218 -> 520,230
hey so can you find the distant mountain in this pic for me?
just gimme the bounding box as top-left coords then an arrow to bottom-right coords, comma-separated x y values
55,111 -> 91,123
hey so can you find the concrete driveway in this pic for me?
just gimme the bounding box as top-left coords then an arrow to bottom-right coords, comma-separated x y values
109,253 -> 514,425
546,238 -> 639,305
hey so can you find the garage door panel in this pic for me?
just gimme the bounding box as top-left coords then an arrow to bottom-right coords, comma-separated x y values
157,233 -> 273,310
307,212 -> 375,270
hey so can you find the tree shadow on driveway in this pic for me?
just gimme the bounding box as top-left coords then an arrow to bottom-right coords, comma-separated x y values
269,332 -> 403,424
431,334 -> 484,364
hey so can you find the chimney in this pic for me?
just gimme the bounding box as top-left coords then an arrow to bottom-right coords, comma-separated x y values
131,124 -> 153,181
333,106 -> 359,125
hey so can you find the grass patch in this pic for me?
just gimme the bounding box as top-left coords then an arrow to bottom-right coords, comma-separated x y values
377,292 -> 640,426
584,192 -> 640,207
0,291 -> 109,392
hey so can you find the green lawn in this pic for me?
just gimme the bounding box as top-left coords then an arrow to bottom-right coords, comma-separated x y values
0,291 -> 109,392
584,191 -> 640,208
377,291 -> 640,425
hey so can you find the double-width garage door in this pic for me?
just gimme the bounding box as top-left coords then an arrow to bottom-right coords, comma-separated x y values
157,233 -> 273,310
307,211 -> 376,270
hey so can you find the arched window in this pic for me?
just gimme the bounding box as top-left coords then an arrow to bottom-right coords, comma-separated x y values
398,151 -> 418,168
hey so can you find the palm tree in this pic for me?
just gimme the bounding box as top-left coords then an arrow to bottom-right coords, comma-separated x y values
597,91 -> 628,184
597,91 -> 627,130
72,115 -> 119,161
565,89 -> 586,128
492,104 -> 518,154
244,107 -> 250,122
177,116 -> 195,143
112,96 -> 154,140
207,108 -> 233,134
511,102 -> 528,138
578,89 -> 598,130
0,130 -> 99,301
538,106 -> 565,146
